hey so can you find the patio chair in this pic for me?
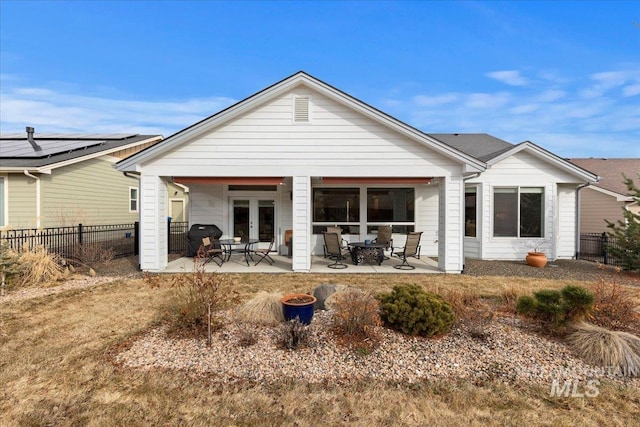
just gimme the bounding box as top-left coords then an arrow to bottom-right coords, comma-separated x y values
373,225 -> 393,259
197,236 -> 225,267
323,226 -> 349,258
392,232 -> 423,270
253,237 -> 275,266
323,232 -> 348,269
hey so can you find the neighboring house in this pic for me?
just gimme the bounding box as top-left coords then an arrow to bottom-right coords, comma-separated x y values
567,158 -> 640,234
0,128 -> 189,229
116,71 -> 597,273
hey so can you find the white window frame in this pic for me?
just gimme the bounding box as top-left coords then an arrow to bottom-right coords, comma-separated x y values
129,187 -> 139,213
492,186 -> 544,238
311,184 -> 417,235
465,185 -> 478,238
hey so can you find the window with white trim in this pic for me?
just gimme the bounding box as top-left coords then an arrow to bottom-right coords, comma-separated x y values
311,187 -> 416,234
493,187 -> 544,237
465,186 -> 477,237
129,187 -> 139,213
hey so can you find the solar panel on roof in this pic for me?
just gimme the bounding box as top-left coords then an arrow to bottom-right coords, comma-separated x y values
0,133 -> 140,158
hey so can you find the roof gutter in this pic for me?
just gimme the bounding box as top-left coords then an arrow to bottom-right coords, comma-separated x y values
23,170 -> 42,228
123,172 -> 141,180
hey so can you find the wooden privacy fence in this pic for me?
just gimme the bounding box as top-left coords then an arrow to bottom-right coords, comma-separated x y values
577,232 -> 624,268
0,221 -> 189,260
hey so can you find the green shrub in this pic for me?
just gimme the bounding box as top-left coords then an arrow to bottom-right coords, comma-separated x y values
561,285 -> 595,321
516,285 -> 595,327
515,295 -> 537,315
376,284 -> 455,337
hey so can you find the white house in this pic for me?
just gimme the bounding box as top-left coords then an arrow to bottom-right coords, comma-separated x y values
116,71 -> 597,273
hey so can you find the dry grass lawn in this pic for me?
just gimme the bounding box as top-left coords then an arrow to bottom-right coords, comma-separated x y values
1,273 -> 639,426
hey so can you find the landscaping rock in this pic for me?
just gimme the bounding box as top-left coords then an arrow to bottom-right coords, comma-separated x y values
313,284 -> 348,310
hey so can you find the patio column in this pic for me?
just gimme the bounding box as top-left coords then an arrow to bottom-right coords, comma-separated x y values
438,175 -> 464,273
292,175 -> 311,272
139,174 -> 169,271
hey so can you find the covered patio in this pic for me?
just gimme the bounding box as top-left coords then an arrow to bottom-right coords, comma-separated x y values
163,254 -> 441,274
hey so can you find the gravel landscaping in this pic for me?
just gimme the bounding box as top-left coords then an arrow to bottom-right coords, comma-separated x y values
4,256 -> 639,388
114,309 -> 639,387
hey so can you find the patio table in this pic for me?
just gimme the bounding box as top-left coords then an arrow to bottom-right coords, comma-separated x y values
219,238 -> 259,266
348,241 -> 386,265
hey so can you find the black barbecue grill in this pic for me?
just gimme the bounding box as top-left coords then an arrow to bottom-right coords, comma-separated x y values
186,224 -> 223,257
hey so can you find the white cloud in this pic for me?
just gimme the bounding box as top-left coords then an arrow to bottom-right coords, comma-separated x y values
580,69 -> 640,99
623,83 -> 640,97
465,92 -> 511,109
486,70 -> 529,86
536,89 -> 565,102
510,104 -> 539,114
395,66 -> 640,157
0,86 -> 236,136
412,93 -> 458,107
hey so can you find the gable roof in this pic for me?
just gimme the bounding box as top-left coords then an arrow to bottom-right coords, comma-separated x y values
0,132 -> 162,172
427,133 -> 514,162
482,140 -> 599,182
116,71 -> 486,173
567,158 -> 640,196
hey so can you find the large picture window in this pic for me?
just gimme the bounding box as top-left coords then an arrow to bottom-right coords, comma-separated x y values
312,187 -> 417,234
465,187 -> 477,237
367,188 -> 414,233
313,188 -> 359,233
493,187 -> 544,237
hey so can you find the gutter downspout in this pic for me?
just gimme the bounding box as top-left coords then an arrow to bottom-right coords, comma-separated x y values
23,170 -> 41,228
575,182 -> 592,259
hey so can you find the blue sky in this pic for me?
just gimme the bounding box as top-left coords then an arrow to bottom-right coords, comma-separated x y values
1,1 -> 639,158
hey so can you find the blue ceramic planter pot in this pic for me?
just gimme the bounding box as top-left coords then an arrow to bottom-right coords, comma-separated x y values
281,294 -> 317,325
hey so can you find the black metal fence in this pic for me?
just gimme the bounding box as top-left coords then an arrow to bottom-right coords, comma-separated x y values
578,233 -> 623,267
0,221 -> 189,260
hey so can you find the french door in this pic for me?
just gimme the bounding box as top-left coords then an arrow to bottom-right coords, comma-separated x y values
230,197 -> 276,250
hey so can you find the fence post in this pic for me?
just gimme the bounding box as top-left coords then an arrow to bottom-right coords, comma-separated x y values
78,223 -> 83,245
134,221 -> 139,256
602,232 -> 608,265
167,217 -> 172,254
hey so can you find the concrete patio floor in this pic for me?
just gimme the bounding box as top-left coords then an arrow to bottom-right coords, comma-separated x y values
163,253 -> 441,274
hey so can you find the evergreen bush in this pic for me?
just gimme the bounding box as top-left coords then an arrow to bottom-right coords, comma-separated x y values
376,284 -> 455,337
516,285 -> 595,327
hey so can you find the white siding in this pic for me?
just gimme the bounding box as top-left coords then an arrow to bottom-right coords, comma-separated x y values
557,184 -> 577,259
142,88 -> 462,179
468,151 -> 585,261
438,176 -> 464,273
464,237 -> 480,259
189,184 -> 224,227
140,175 -> 168,271
415,184 -> 439,256
292,176 -> 311,271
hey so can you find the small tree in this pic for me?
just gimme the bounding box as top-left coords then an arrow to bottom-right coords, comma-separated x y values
606,174 -> 640,272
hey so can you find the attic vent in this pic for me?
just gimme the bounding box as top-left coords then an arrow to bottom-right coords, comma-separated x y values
294,97 -> 310,122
